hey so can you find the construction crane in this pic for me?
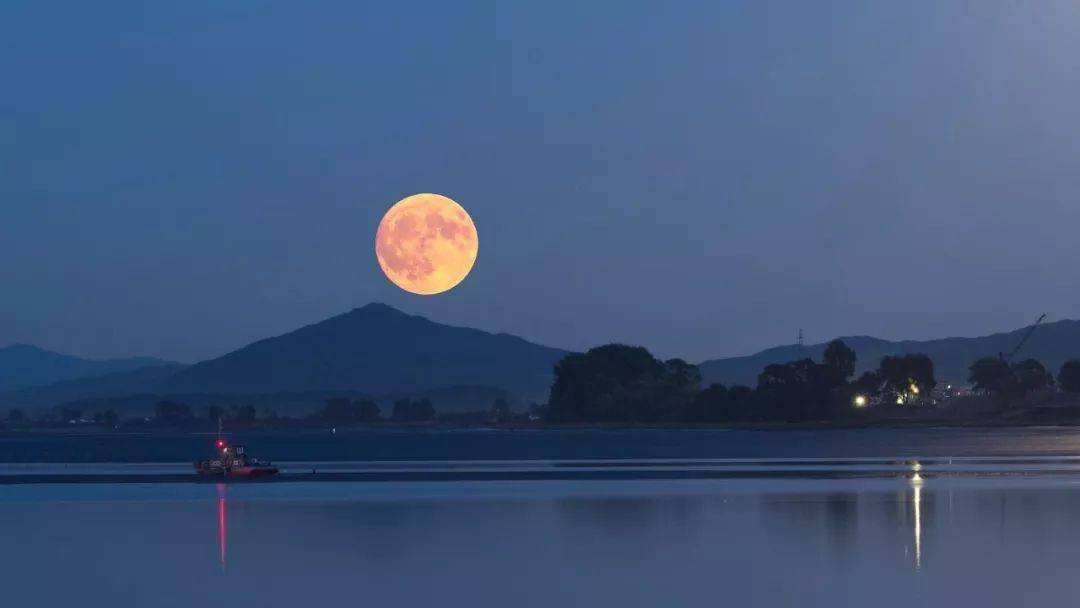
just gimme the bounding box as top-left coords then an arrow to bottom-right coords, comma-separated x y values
1001,313 -> 1046,363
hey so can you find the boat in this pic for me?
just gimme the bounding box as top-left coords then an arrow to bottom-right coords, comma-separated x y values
194,439 -> 279,478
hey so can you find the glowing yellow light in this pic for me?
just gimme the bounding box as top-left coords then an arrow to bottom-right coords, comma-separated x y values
910,383 -> 920,395
896,395 -> 904,405
853,395 -> 868,408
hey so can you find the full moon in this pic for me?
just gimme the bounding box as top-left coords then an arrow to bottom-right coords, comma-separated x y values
375,193 -> 479,295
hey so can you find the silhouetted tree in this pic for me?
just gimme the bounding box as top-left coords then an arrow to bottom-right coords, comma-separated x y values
230,404 -> 257,426
6,409 -> 26,425
686,383 -> 758,422
650,358 -> 703,421
1059,360 -> 1080,393
756,358 -> 837,421
880,354 -> 935,403
205,405 -> 224,426
93,409 -> 119,427
969,357 -> 1053,399
321,398 -> 381,424
414,398 -> 435,421
392,399 -> 411,421
547,344 -> 700,423
1012,359 -> 1053,393
322,398 -> 352,422
154,400 -> 194,426
664,358 -> 702,393
392,398 -> 435,422
851,370 -> 883,395
685,383 -> 729,422
969,357 -> 1016,395
549,345 -> 660,423
356,399 -> 381,421
823,339 -> 857,383
728,384 -> 754,406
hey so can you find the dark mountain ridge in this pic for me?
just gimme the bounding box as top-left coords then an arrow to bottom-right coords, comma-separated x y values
9,308 -> 1080,415
0,304 -> 568,411
698,319 -> 1080,387
0,363 -> 187,407
0,344 -> 173,393
164,303 -> 568,398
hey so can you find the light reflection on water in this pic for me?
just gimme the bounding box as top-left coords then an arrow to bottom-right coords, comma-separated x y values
912,471 -> 923,571
7,474 -> 1080,607
217,483 -> 227,573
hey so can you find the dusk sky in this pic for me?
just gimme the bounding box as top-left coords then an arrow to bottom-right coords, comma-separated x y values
3,1 -> 1080,364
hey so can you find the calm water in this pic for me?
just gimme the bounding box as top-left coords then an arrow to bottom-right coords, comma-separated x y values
7,428 -> 1080,607
6,426 -> 1080,462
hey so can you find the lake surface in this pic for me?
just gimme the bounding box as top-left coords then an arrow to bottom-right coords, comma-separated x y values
6,426 -> 1080,462
6,428 -> 1080,607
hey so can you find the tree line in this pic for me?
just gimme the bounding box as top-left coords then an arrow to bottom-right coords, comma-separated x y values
151,397 -> 440,427
8,344 -> 1080,430
546,342 -> 1080,424
1,395 -> 493,430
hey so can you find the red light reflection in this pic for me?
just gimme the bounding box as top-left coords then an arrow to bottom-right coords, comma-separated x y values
216,483 -> 227,573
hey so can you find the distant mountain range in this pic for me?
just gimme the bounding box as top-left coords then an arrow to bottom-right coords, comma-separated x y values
163,303 -> 568,398
6,307 -> 1080,414
0,344 -> 173,393
0,303 -> 568,412
698,319 -> 1080,387
1,363 -> 188,406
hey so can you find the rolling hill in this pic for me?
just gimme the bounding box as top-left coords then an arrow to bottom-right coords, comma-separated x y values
0,344 -> 173,393
0,303 -> 570,413
0,363 -> 187,407
163,303 -> 568,399
698,319 -> 1080,387
13,307 -> 1077,414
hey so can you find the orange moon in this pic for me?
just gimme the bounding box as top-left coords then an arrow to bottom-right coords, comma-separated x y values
375,193 -> 479,295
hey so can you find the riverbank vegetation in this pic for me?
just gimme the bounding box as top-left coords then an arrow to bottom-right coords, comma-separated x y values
6,342 -> 1080,430
545,342 -> 1080,425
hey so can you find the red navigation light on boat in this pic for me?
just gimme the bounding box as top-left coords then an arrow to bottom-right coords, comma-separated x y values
216,439 -> 226,449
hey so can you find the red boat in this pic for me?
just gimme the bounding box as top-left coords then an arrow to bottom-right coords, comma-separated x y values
194,439 -> 279,478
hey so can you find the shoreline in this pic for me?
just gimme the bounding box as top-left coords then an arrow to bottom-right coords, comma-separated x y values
6,417 -> 1080,435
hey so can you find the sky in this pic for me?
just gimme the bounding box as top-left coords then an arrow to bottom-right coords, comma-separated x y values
3,0 -> 1080,364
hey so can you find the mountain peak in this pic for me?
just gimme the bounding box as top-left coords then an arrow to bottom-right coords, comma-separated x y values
354,301 -> 400,312
167,305 -> 569,400
350,302 -> 413,318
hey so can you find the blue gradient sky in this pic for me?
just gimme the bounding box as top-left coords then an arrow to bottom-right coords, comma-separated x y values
3,1 -> 1080,363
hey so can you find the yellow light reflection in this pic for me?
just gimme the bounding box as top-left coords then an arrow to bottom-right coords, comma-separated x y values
911,465 -> 924,571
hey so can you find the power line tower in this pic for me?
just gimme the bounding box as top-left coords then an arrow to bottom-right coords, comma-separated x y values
797,328 -> 805,354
